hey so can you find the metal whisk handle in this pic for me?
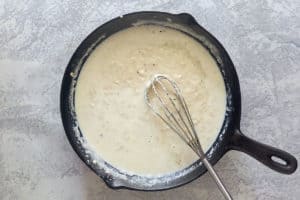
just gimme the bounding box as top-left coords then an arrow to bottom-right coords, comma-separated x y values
202,158 -> 233,200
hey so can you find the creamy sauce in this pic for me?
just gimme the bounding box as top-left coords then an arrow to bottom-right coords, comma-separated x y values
75,25 -> 226,175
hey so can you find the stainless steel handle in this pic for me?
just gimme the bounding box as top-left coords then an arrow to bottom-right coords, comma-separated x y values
202,158 -> 233,200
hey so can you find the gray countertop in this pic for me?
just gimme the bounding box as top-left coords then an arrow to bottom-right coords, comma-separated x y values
0,1 -> 299,199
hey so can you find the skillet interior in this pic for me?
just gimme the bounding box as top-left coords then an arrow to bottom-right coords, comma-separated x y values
60,11 -> 241,190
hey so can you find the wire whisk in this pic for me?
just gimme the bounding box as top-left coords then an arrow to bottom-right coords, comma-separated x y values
145,74 -> 232,200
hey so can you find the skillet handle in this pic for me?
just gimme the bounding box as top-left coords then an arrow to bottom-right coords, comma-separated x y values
229,129 -> 297,174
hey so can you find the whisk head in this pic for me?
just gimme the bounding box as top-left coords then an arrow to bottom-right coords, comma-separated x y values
145,74 -> 205,158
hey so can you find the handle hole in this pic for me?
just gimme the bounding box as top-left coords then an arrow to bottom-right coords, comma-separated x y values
271,156 -> 287,166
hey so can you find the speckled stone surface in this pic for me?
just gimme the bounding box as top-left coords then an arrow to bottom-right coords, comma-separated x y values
0,1 -> 299,199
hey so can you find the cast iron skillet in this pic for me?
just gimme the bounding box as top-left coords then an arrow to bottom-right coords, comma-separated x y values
60,11 -> 297,191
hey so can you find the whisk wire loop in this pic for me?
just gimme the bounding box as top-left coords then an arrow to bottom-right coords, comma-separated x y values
145,74 -> 203,157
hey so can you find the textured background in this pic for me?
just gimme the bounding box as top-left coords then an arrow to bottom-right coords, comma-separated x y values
0,0 -> 299,199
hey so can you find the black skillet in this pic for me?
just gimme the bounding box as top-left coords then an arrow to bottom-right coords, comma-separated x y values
60,11 -> 297,191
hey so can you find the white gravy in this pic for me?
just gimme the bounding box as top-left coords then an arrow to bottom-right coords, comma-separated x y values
75,25 -> 226,175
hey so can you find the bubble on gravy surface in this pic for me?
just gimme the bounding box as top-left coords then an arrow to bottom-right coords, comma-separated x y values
75,25 -> 226,175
